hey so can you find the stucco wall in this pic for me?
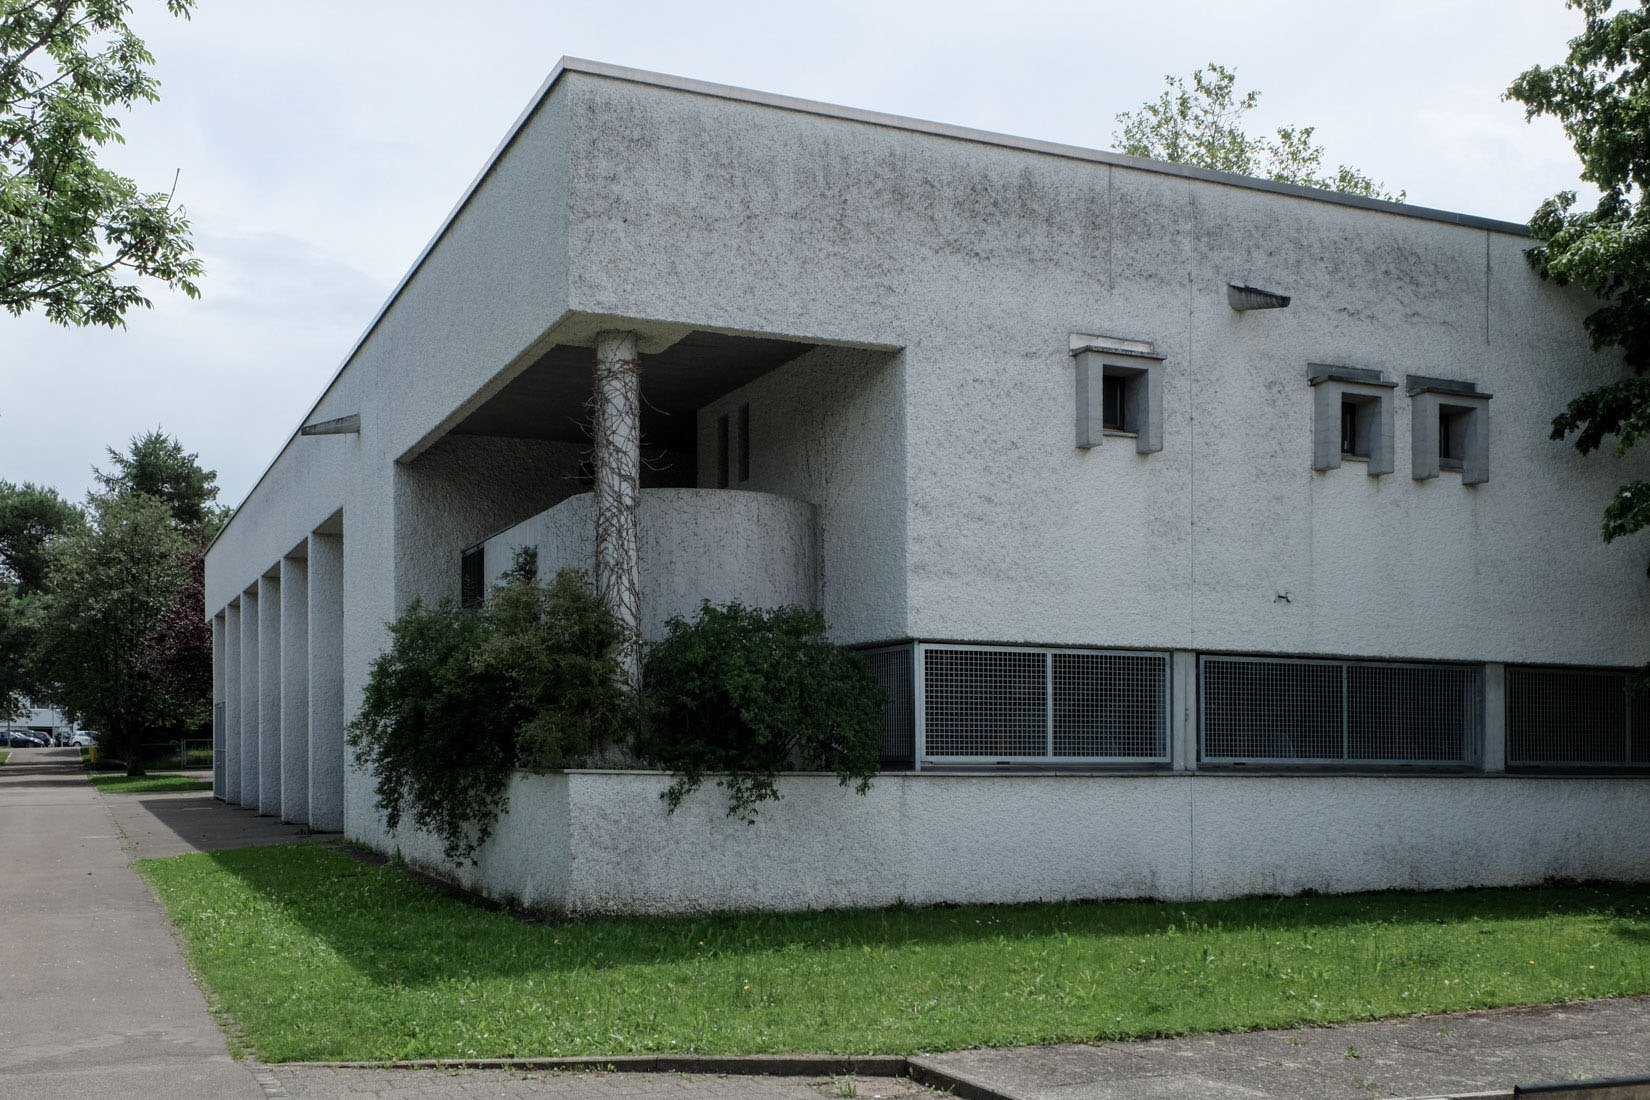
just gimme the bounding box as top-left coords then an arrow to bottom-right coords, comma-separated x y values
383,771 -> 1650,916
696,346 -> 906,644
561,70 -> 1650,667
482,488 -> 818,640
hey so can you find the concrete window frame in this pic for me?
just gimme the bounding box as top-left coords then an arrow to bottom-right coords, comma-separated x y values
1071,334 -> 1164,453
1408,375 -> 1491,485
1310,365 -> 1396,475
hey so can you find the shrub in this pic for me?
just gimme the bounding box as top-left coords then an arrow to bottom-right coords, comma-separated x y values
348,567 -> 632,863
641,602 -> 885,821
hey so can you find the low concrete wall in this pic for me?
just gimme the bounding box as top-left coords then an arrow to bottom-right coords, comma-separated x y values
379,771 -> 1650,917
481,488 -> 818,639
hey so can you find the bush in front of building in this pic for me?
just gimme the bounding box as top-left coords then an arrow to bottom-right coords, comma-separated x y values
640,601 -> 885,823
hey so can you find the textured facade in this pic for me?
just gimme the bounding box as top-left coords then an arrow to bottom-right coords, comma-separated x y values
205,60 -> 1650,913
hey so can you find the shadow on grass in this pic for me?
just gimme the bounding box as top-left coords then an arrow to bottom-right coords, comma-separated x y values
194,844 -> 1650,992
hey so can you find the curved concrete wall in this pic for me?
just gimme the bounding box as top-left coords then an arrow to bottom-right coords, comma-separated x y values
384,771 -> 1650,916
482,488 -> 818,639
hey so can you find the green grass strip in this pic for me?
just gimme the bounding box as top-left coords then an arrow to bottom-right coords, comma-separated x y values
0,751 -> 8,766
91,773 -> 213,794
137,844 -> 1650,1063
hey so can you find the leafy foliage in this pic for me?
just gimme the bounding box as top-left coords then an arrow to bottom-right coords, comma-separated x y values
1114,64 -> 1403,201
0,480 -> 80,715
1507,0 -> 1650,571
94,428 -> 225,534
1,0 -> 202,326
641,602 -> 884,822
31,491 -> 185,775
348,568 -> 633,863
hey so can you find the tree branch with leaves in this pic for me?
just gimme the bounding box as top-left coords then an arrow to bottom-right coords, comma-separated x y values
1507,0 -> 1650,570
0,0 -> 201,327
1114,63 -> 1403,202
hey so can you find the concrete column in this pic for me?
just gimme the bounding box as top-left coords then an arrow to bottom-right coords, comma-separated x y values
239,588 -> 259,804
308,531 -> 345,832
223,601 -> 241,804
1483,663 -> 1506,772
280,555 -> 310,825
594,329 -> 643,683
258,573 -> 282,817
1171,650 -> 1198,771
211,613 -> 226,799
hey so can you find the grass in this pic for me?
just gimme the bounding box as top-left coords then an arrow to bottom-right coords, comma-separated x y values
136,844 -> 1650,1063
0,750 -> 7,766
91,772 -> 213,794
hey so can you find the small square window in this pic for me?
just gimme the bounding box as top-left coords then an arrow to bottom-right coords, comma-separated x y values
1311,365 -> 1395,475
1408,376 -> 1491,484
1071,336 -> 1164,453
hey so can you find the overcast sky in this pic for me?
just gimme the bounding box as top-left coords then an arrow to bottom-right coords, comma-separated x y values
0,0 -> 1595,509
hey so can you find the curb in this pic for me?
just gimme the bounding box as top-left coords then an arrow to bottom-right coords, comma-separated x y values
268,1053 -> 1024,1099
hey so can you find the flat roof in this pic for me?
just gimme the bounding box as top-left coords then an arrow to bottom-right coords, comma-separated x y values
210,58 -> 1531,552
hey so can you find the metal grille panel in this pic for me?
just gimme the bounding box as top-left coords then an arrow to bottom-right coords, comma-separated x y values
1201,657 -> 1343,760
923,648 -> 1048,757
1201,656 -> 1479,764
863,646 -> 914,765
1052,652 -> 1167,758
1506,666 -> 1639,765
1347,664 -> 1479,762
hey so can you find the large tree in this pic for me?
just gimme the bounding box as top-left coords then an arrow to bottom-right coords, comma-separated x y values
32,491 -> 184,775
94,428 -> 224,533
1,0 -> 202,326
1507,0 -> 1650,570
1114,64 -> 1403,201
0,481 -> 80,717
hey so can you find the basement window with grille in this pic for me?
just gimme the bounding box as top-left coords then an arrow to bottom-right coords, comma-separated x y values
895,643 -> 1170,766
1505,666 -> 1650,768
1199,655 -> 1482,766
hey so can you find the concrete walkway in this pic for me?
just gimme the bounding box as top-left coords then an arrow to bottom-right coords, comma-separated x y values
3,745 -> 1648,1099
0,746 -> 264,1099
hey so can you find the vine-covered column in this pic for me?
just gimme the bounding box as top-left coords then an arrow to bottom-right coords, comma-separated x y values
593,330 -> 643,686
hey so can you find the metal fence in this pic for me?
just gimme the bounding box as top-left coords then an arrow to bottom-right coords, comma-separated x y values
862,646 -> 915,765
1200,655 -> 1481,765
1505,665 -> 1650,766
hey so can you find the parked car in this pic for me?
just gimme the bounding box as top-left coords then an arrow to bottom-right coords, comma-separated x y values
69,730 -> 97,747
3,730 -> 45,747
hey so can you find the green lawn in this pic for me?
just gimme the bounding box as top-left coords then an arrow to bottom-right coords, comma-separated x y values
91,773 -> 213,794
136,844 -> 1650,1063
0,751 -> 8,766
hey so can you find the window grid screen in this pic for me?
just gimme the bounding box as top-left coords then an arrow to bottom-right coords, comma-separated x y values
459,545 -> 485,609
921,646 -> 1168,762
863,646 -> 914,765
1506,666 -> 1645,766
1052,652 -> 1167,758
1201,656 -> 1479,764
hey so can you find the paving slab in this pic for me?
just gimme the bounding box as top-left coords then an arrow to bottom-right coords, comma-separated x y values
264,1066 -> 935,1099
0,746 -> 264,1099
923,997 -> 1650,1099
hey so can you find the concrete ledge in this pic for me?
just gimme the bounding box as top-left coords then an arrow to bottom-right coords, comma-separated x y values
1516,1076 -> 1650,1098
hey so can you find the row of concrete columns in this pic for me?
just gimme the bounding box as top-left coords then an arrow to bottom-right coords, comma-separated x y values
212,531 -> 345,829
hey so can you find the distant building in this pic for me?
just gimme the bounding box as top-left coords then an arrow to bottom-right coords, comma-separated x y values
205,60 -> 1650,915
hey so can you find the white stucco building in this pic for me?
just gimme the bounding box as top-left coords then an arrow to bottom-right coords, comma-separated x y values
205,60 -> 1650,915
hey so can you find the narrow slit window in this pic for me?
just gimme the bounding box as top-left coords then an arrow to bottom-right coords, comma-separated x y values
1439,408 -> 1469,470
1101,375 -> 1127,432
715,413 -> 730,489
737,404 -> 751,482
1341,400 -> 1361,457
